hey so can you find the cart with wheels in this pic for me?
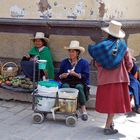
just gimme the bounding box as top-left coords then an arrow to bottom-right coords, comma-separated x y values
32,59 -> 79,126
32,87 -> 79,127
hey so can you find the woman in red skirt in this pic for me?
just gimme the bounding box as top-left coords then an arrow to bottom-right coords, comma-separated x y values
88,20 -> 133,135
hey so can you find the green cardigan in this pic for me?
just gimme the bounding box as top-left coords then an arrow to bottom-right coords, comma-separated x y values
28,45 -> 54,79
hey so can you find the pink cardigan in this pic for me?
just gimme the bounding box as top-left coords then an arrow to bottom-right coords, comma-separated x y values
96,50 -> 133,85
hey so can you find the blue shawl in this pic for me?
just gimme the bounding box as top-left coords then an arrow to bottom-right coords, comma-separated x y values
88,37 -> 127,69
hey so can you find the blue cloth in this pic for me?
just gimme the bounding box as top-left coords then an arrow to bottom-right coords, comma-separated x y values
21,61 -> 38,80
129,73 -> 140,108
129,63 -> 140,108
88,37 -> 127,69
58,58 -> 90,85
130,62 -> 138,75
21,61 -> 44,81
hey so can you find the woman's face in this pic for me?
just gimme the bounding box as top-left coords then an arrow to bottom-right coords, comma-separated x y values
34,39 -> 44,48
68,49 -> 78,60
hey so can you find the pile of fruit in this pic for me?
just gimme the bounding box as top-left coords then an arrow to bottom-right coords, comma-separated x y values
0,75 -> 34,90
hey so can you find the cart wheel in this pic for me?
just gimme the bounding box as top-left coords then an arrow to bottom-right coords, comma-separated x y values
66,116 -> 77,127
32,113 -> 45,124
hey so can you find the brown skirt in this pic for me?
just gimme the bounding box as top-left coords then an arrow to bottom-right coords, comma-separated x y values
95,83 -> 131,113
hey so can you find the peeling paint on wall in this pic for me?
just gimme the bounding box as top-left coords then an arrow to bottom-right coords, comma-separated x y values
10,5 -> 25,18
38,0 -> 51,12
54,1 -> 58,6
98,2 -> 106,18
0,0 -> 139,20
38,0 -> 52,18
67,1 -> 85,19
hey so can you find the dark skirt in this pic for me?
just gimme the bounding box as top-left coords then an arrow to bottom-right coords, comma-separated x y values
95,83 -> 131,113
21,61 -> 44,81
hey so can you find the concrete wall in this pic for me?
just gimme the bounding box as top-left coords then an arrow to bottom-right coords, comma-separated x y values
0,33 -> 94,61
127,34 -> 140,56
0,0 -> 139,20
101,0 -> 140,20
0,0 -> 140,59
0,32 -> 140,61
0,32 -> 33,59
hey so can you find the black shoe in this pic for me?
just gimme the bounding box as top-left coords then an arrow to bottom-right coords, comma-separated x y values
81,113 -> 88,121
136,107 -> 140,114
104,128 -> 118,135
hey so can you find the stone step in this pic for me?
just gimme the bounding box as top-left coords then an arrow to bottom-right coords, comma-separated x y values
0,85 -> 97,109
0,88 -> 32,102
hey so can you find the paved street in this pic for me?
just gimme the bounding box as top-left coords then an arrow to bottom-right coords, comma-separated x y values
0,100 -> 140,140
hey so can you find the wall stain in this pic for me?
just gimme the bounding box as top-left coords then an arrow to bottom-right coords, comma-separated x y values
54,1 -> 58,6
109,15 -> 115,20
109,10 -> 124,19
38,0 -> 51,12
67,15 -> 77,19
90,9 -> 94,15
10,5 -> 25,18
98,2 -> 106,18
38,0 -> 52,19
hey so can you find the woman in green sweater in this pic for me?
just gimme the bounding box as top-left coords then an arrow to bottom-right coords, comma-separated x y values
21,32 -> 54,80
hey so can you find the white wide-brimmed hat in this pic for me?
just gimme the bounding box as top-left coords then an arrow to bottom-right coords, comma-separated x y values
64,40 -> 85,53
101,20 -> 125,38
32,32 -> 49,42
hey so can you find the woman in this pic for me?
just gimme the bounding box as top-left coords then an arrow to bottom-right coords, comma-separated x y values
88,20 -> 133,135
21,32 -> 54,80
129,61 -> 140,114
58,40 -> 90,121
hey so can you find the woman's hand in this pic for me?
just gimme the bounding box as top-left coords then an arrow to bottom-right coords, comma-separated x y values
23,54 -> 30,59
69,70 -> 81,78
59,73 -> 69,79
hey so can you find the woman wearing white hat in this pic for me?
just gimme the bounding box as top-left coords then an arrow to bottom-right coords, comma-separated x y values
21,32 -> 54,80
88,20 -> 133,135
58,40 -> 90,121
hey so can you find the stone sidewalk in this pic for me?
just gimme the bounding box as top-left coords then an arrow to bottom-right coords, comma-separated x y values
0,85 -> 97,109
0,100 -> 140,140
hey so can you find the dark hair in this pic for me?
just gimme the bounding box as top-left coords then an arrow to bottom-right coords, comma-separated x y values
75,49 -> 81,58
108,35 -> 118,39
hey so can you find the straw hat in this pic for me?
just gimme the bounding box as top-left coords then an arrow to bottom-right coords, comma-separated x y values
64,40 -> 85,53
101,20 -> 125,38
32,32 -> 49,42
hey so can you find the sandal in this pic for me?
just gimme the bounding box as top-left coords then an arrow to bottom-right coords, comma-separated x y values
110,122 -> 114,130
136,107 -> 140,114
81,113 -> 88,121
104,128 -> 118,135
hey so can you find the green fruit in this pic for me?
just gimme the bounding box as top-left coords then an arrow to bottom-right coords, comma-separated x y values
24,85 -> 30,89
0,75 -> 3,79
25,78 -> 30,81
29,85 -> 33,89
8,76 -> 13,81
12,83 -> 19,88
